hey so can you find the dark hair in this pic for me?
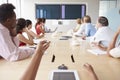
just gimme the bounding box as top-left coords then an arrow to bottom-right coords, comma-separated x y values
16,18 -> 26,33
98,16 -> 109,26
26,19 -> 32,27
35,18 -> 43,28
0,3 -> 15,22
42,18 -> 46,23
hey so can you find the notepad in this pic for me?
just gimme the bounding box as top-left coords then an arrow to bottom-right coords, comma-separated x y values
87,49 -> 106,55
50,70 -> 80,80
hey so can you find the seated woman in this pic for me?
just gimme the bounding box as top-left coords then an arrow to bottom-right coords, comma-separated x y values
73,18 -> 82,32
42,18 -> 51,33
26,19 -> 44,39
67,18 -> 82,36
35,18 -> 45,35
16,18 -> 34,46
73,16 -> 86,37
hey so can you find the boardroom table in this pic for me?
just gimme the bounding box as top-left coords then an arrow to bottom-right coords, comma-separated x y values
0,32 -> 120,80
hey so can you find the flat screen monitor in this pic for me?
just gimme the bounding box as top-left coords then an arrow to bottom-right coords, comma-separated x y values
35,4 -> 86,19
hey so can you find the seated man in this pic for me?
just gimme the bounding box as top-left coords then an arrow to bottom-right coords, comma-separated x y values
90,16 -> 114,51
107,26 -> 120,58
0,3 -> 43,61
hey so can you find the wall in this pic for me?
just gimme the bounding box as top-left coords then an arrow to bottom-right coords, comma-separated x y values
0,0 -> 21,18
0,0 -> 7,5
19,0 -> 99,32
99,0 -> 120,32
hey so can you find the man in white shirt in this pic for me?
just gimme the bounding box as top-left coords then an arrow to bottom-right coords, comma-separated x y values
107,27 -> 120,58
0,3 -> 35,61
90,16 -> 114,51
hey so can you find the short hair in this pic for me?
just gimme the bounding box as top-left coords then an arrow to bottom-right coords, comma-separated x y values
16,18 -> 26,33
84,15 -> 91,23
26,19 -> 32,27
98,16 -> 109,26
0,3 -> 15,22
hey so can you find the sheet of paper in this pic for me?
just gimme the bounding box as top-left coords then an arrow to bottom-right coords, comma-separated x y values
87,49 -> 106,55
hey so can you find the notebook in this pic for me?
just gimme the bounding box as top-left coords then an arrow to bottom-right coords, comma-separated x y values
87,49 -> 106,55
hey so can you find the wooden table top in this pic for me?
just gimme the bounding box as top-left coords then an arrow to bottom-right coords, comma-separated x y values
0,33 -> 120,80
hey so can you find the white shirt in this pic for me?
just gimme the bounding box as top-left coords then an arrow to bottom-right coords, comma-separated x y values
0,23 -> 35,61
90,27 -> 114,47
73,23 -> 85,36
74,24 -> 81,31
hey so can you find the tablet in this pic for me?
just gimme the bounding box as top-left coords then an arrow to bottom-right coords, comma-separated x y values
50,70 -> 80,80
